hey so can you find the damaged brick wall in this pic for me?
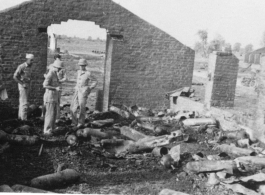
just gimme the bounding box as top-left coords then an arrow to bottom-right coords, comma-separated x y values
0,0 -> 194,111
253,55 -> 265,142
205,51 -> 239,108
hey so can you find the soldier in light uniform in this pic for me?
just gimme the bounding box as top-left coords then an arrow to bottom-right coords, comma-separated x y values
43,60 -> 63,135
13,54 -> 34,121
42,54 -> 67,121
70,59 -> 97,128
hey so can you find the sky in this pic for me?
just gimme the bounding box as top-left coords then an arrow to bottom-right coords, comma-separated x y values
1,0 -> 265,49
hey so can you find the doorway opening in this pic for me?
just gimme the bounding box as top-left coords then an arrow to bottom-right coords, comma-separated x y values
47,20 -> 107,111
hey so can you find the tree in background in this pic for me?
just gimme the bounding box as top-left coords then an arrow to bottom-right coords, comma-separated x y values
208,34 -> 225,53
224,43 -> 232,52
244,44 -> 253,54
194,30 -> 231,56
194,30 -> 208,58
233,42 -> 241,52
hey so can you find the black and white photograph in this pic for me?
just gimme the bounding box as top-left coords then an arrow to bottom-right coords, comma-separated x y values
0,0 -> 265,194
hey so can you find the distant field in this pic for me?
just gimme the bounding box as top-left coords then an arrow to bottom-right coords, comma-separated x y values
52,37 -> 106,110
57,38 -> 106,55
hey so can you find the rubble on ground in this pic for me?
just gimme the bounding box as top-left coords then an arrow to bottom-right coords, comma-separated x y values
241,76 -> 256,87
1,103 -> 265,194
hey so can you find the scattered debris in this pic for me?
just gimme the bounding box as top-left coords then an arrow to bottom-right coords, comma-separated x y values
101,139 -> 125,147
120,126 -> 147,141
160,154 -> 175,169
137,122 -> 156,132
186,160 -> 236,174
154,125 -> 171,136
219,129 -> 249,141
0,184 -> 14,192
168,145 -> 181,164
12,184 -> 55,193
206,173 -> 220,187
239,173 -> 265,183
241,76 -> 256,88
221,183 -> 259,195
182,118 -> 217,127
0,130 -> 39,145
109,105 -> 135,120
135,116 -> 163,123
0,142 -> 10,154
56,163 -> 65,173
130,105 -> 155,117
30,169 -> 80,190
51,126 -> 68,136
215,144 -> 255,157
216,171 -> 227,179
157,111 -> 165,117
103,130 -> 183,155
4,100 -> 265,194
66,134 -> 78,146
234,156 -> 265,168
38,143 -> 44,156
192,152 -> 204,161
12,125 -> 33,135
159,188 -> 190,195
152,147 -> 168,157
90,119 -> 114,128
237,139 -> 250,148
174,110 -> 195,121
76,128 -> 110,139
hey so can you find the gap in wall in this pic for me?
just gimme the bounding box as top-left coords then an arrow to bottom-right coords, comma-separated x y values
47,20 -> 107,111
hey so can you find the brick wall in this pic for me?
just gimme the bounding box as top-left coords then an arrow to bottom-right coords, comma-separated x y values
0,0 -> 194,112
205,51 -> 239,108
252,56 -> 265,142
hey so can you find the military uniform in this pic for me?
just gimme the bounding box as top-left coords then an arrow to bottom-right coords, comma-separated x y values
42,62 -> 66,120
43,67 -> 60,134
14,62 -> 32,120
56,68 -> 66,119
70,59 -> 97,126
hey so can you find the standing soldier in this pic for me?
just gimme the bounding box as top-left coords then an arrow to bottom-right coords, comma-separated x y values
13,54 -> 34,121
43,60 -> 63,135
70,59 -> 97,128
42,54 -> 67,121
56,56 -> 67,122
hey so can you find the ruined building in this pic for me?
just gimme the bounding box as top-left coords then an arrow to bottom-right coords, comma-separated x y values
0,0 -> 194,116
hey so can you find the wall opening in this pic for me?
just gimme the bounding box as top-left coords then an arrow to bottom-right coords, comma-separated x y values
38,27 -> 48,33
47,20 -> 107,111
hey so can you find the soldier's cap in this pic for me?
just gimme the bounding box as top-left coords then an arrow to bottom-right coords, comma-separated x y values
26,54 -> 34,59
53,60 -> 64,68
78,59 -> 88,66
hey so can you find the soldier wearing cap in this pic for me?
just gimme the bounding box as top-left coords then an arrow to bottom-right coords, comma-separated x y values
42,54 -> 67,121
43,60 -> 63,135
70,59 -> 97,128
13,53 -> 34,121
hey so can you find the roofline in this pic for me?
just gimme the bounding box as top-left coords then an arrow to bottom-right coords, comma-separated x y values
0,0 -> 194,51
0,1 -> 34,15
